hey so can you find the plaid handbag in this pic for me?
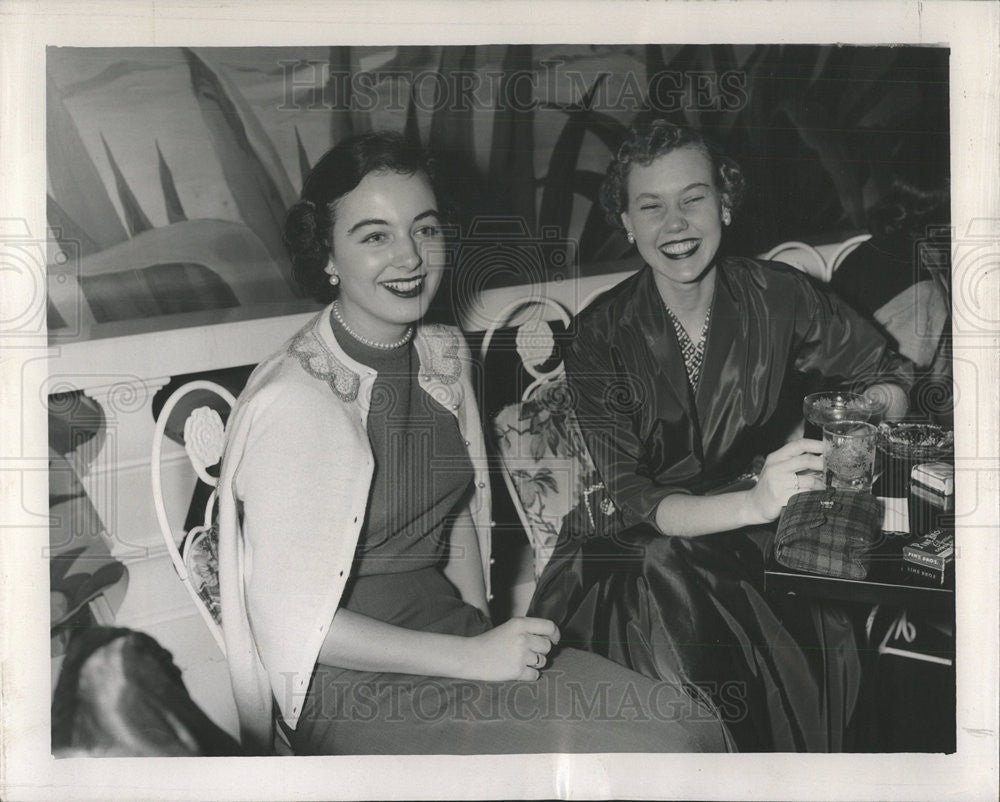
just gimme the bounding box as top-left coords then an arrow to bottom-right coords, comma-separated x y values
774,488 -> 882,579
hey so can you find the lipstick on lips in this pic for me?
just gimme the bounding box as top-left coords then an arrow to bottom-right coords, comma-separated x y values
380,275 -> 425,298
659,239 -> 701,259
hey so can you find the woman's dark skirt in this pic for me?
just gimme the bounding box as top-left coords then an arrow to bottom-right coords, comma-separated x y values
528,523 -> 862,752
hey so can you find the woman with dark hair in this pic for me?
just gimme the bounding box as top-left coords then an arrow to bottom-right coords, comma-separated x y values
528,120 -> 915,751
216,131 -> 732,755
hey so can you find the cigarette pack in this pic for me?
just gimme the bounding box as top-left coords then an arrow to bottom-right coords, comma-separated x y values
911,462 -> 954,496
902,528 -> 954,570
902,560 -> 950,586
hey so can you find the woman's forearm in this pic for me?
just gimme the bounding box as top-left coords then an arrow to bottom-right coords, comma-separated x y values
653,491 -> 758,538
316,607 -> 557,684
317,607 -> 476,678
652,438 -> 827,536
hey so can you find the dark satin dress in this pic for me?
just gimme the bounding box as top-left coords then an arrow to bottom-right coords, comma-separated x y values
529,259 -> 915,752
289,319 -> 734,755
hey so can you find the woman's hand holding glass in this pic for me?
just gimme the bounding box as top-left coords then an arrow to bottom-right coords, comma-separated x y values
462,617 -> 560,682
744,438 -> 826,523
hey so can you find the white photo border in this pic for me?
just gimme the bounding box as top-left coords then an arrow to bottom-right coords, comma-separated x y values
1,1 -> 997,800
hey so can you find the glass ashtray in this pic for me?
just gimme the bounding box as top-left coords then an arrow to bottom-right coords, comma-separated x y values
877,421 -> 954,460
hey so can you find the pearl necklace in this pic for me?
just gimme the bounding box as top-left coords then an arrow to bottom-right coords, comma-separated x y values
331,301 -> 414,350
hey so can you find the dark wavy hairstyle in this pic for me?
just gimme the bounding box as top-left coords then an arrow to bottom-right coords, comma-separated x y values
283,131 -> 447,303
867,154 -> 950,240
599,120 -> 746,230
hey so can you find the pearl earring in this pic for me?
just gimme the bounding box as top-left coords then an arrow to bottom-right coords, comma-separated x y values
626,231 -> 635,244
328,272 -> 340,286
722,208 -> 732,226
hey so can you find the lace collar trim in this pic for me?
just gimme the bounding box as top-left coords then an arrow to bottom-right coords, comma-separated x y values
288,311 -> 461,402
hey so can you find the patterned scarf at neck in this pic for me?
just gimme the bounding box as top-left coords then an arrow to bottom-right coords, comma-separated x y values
663,302 -> 712,391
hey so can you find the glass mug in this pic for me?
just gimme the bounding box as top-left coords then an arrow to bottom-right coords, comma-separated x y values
823,421 -> 878,492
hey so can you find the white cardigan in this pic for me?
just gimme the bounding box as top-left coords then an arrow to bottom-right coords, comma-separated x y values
217,307 -> 492,752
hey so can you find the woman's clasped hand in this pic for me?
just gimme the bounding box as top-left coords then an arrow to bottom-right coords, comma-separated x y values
216,129 -> 733,756
461,617 -> 560,681
743,438 -> 826,523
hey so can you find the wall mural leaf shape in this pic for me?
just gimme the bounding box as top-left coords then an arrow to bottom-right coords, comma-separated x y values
156,140 -> 187,224
101,133 -> 153,237
183,48 -> 298,293
46,74 -> 129,252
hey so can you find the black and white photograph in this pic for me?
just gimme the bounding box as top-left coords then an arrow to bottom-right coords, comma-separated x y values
1,1 -> 997,800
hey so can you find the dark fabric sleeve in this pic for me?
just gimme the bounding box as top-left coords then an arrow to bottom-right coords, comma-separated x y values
564,318 -> 689,530
790,272 -> 916,395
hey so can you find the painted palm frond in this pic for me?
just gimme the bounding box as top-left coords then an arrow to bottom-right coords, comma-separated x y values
776,97 -> 865,229
328,46 -> 356,142
488,45 -> 536,234
73,218 -> 298,324
429,45 -> 477,164
183,48 -> 296,290
403,78 -> 422,146
294,126 -> 312,187
639,44 -> 698,128
46,74 -> 128,251
537,74 -> 610,240
156,141 -> 187,224
575,169 -> 632,263
101,133 -> 153,236
186,49 -> 297,207
60,59 -> 166,100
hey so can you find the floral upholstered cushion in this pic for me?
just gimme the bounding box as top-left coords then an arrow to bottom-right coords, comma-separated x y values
182,524 -> 221,626
493,378 -> 616,578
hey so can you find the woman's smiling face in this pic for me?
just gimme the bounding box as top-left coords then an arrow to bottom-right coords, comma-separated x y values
621,145 -> 726,288
329,169 -> 446,342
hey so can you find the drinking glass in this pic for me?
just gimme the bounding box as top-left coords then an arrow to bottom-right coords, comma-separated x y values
803,391 -> 879,439
823,421 -> 878,492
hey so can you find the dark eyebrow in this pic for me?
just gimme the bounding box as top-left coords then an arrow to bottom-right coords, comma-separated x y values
346,209 -> 440,236
634,182 -> 712,201
413,209 -> 440,224
346,218 -> 388,235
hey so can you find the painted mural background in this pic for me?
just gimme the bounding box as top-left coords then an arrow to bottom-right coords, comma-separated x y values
46,45 -> 949,339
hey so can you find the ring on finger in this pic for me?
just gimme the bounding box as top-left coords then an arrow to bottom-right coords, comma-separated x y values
793,474 -> 800,492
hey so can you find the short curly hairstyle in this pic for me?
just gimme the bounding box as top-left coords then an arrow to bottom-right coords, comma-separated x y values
283,131 -> 447,303
599,120 -> 746,230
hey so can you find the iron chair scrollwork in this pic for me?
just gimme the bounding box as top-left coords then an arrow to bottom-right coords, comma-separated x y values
151,380 -> 234,655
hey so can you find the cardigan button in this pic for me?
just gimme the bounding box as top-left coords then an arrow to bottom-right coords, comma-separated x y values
464,440 -> 471,447
478,481 -> 486,488
489,557 -> 496,565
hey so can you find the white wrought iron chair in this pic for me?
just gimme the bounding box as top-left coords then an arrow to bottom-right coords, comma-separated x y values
826,233 -> 872,277
151,380 -> 234,655
763,234 -> 872,282
486,299 -> 618,615
151,379 -> 297,754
